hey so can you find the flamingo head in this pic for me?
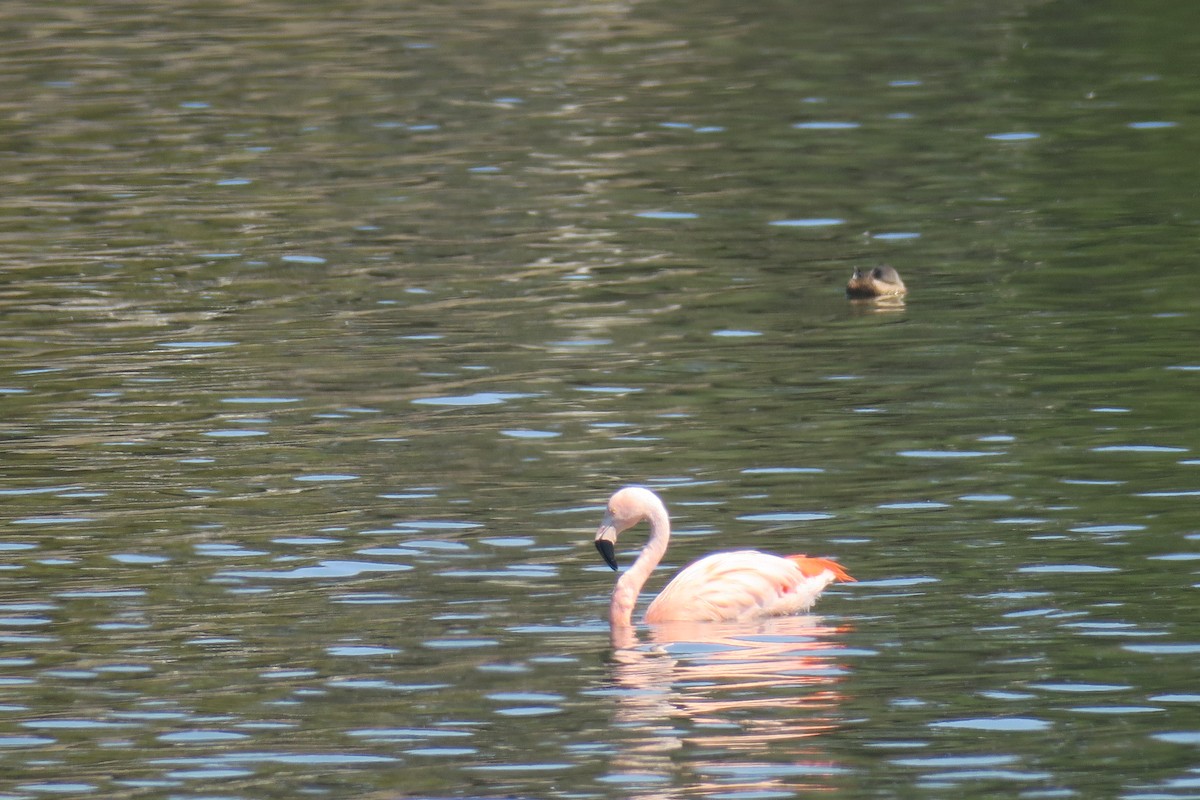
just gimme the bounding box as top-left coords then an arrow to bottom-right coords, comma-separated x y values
594,486 -> 664,571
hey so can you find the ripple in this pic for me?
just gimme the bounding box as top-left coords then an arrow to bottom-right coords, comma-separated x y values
898,450 -> 998,459
348,727 -> 472,740
500,429 -> 560,439
281,254 -> 327,264
494,706 -> 561,717
574,385 -> 641,394
57,589 -> 146,598
422,638 -> 500,649
635,210 -> 698,220
929,717 -> 1051,732
0,485 -> 83,496
158,730 -> 249,742
0,736 -> 57,747
195,543 -> 268,557
327,645 -> 401,657
406,746 -> 478,756
1152,731 -> 1200,745
1018,564 -> 1119,574
156,341 -> 238,349
439,567 -> 557,579
737,512 -> 834,522
22,719 -> 136,729
480,536 -> 535,547
273,536 -> 342,546
892,755 -> 1018,768
986,132 -> 1040,141
487,691 -> 564,703
793,121 -> 860,130
259,669 -> 319,681
42,669 -> 97,679
355,547 -> 420,558
1070,524 -> 1145,535
918,769 -> 1053,783
857,576 -> 939,588
598,772 -> 673,786
699,764 -> 851,779
1128,121 -> 1178,129
110,553 -> 169,565
394,521 -> 481,532
212,752 -> 399,765
412,391 -> 537,407
1028,682 -> 1130,693
878,501 -> 951,510
220,560 -> 412,580
327,679 -> 449,692
769,217 -> 845,227
1093,445 -> 1187,453
294,473 -> 359,482
16,783 -> 98,794
166,767 -> 255,779
466,763 -> 575,773
1122,643 -> 1200,655
712,329 -> 763,338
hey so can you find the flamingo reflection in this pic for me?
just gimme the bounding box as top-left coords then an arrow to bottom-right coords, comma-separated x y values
602,615 -> 852,795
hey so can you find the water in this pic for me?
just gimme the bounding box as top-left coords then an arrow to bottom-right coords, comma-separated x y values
2,0 -> 1199,798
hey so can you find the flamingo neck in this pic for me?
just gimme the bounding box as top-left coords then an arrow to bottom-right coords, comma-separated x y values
610,504 -> 670,628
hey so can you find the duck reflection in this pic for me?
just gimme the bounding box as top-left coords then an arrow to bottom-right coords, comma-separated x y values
602,616 -> 851,795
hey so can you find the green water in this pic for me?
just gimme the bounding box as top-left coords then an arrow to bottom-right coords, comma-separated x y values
1,1 -> 1198,798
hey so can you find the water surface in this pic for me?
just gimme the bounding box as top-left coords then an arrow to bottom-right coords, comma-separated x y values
2,0 -> 1199,798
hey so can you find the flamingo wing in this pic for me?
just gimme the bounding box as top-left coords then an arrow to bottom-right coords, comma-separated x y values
644,550 -> 853,624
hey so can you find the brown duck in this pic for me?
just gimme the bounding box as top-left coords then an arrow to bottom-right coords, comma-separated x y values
846,265 -> 907,299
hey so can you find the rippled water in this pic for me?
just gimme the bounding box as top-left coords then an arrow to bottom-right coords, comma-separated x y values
2,0 -> 1199,798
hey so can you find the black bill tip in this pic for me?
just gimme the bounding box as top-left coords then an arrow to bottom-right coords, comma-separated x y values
595,538 -> 618,571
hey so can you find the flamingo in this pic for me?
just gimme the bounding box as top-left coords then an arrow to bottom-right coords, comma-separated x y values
593,487 -> 855,628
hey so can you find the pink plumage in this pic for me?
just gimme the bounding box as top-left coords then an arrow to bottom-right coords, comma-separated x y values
593,487 -> 854,627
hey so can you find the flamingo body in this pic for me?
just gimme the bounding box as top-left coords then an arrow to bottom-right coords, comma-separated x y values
594,487 -> 854,628
646,550 -> 852,623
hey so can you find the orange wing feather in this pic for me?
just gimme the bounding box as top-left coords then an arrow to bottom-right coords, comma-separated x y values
786,554 -> 856,583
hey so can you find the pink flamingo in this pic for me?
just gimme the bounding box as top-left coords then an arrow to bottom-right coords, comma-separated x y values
594,487 -> 855,627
